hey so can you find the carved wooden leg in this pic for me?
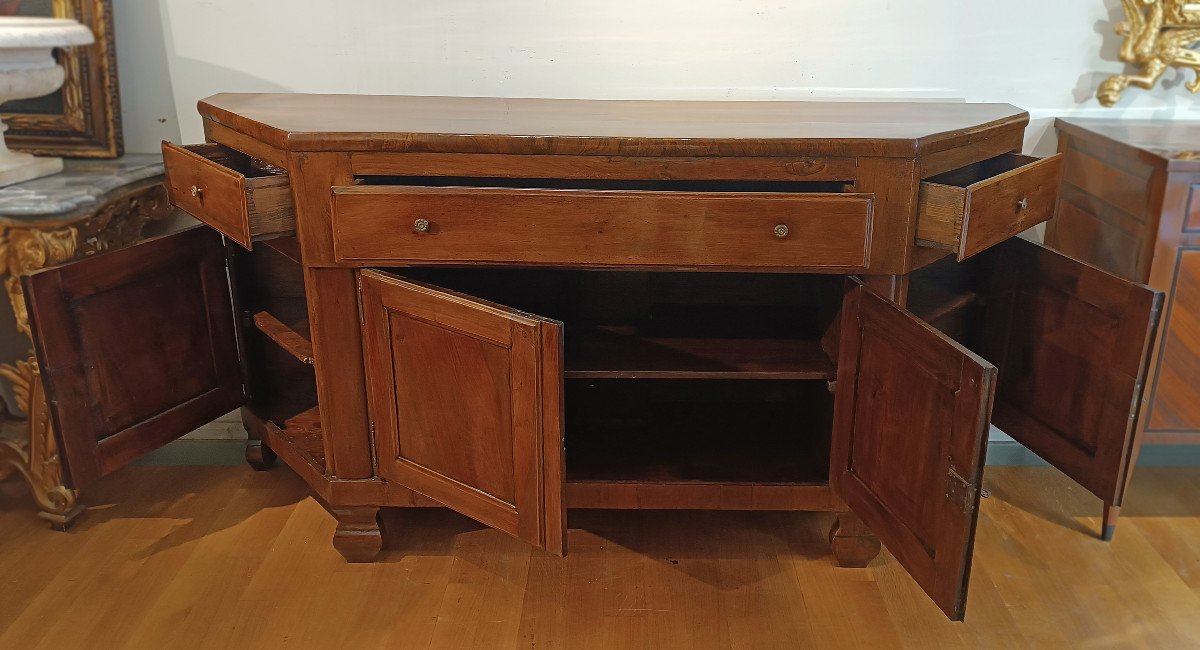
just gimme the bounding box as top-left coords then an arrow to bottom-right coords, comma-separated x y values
245,441 -> 277,471
239,409 -> 277,471
1101,503 -> 1120,542
829,512 -> 881,568
331,506 -> 384,563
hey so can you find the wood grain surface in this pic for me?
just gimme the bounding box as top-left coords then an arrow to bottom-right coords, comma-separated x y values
3,464 -> 1199,648
198,93 -> 1027,157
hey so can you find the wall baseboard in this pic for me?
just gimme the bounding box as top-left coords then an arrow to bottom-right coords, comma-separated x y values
137,439 -> 1200,468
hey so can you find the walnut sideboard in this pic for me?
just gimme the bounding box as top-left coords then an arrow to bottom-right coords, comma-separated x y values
1048,119 -> 1200,454
18,95 -> 1162,621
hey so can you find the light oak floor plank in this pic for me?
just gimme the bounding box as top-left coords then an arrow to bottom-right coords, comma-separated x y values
3,465 -> 1200,648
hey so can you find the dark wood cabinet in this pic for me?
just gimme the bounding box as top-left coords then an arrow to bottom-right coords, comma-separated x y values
1047,119 -> 1200,534
17,96 -> 1164,622
1049,120 -> 1200,442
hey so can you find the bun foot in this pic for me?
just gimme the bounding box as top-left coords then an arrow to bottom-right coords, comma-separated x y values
244,441 -> 277,471
829,512 -> 881,568
332,507 -> 384,563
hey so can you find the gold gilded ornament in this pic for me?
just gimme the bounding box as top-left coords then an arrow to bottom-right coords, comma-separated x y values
1098,0 -> 1200,106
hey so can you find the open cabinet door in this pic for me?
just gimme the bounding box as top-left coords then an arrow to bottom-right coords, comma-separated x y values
832,282 -> 996,621
23,227 -> 244,489
358,270 -> 566,555
980,238 -> 1163,540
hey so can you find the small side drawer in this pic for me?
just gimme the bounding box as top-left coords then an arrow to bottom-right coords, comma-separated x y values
330,186 -> 874,270
916,153 -> 1063,261
162,141 -> 295,249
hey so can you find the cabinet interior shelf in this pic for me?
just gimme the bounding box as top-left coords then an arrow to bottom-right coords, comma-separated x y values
252,311 -> 313,365
563,379 -> 832,486
264,406 -> 325,476
907,286 -> 978,325
564,326 -> 835,380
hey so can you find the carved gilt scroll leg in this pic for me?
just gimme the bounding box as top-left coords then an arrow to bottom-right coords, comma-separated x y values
331,506 -> 384,563
0,185 -> 173,528
0,356 -> 83,530
1102,503 -> 1121,542
829,512 -> 881,568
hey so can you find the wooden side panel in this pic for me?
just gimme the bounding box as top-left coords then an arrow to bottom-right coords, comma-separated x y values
1052,188 -> 1144,280
1148,249 -> 1200,431
982,238 -> 1163,507
1045,129 -> 1159,284
305,268 -> 373,479
359,270 -> 566,554
832,283 -> 995,621
23,227 -> 244,489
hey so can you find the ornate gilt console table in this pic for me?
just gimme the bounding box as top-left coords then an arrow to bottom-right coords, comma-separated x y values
0,155 -> 172,529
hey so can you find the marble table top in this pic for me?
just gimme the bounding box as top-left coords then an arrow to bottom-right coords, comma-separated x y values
0,154 -> 164,225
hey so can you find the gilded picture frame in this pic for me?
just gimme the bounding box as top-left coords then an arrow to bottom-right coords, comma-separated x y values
1,0 -> 122,158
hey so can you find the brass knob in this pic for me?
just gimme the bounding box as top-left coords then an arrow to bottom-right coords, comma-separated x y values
190,185 -> 202,198
413,218 -> 431,233
1016,197 -> 1029,211
773,224 -> 789,239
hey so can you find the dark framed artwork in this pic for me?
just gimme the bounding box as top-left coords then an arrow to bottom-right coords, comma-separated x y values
0,0 -> 122,158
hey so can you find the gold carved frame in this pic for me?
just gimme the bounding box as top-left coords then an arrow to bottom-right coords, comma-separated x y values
1,0 -> 122,158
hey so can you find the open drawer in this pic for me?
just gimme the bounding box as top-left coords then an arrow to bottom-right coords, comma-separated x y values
916,153 -> 1062,261
162,141 -> 296,249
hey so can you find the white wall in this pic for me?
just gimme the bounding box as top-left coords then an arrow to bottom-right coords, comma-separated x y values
115,0 -> 1200,158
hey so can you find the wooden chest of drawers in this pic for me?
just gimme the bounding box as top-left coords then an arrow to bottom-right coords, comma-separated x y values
18,96 -> 1163,622
1048,119 -> 1200,447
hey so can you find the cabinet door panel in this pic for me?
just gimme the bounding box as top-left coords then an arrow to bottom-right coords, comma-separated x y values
832,283 -> 996,621
359,270 -> 566,555
23,227 -> 243,489
982,238 -> 1162,516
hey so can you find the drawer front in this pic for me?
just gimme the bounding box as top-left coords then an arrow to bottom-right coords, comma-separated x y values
162,142 -> 295,249
917,153 -> 1063,260
331,186 -> 873,270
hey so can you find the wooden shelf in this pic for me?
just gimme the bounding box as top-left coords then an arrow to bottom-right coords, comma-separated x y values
252,311 -> 313,365
907,285 -> 977,324
263,406 -> 325,476
258,235 -> 302,265
565,379 -> 831,485
565,480 -> 833,511
564,326 -> 835,380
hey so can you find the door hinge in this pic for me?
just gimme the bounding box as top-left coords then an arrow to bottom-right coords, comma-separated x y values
1130,380 -> 1144,421
355,274 -> 366,326
945,462 -> 979,517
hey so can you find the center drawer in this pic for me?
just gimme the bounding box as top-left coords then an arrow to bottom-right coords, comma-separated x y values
330,185 -> 874,270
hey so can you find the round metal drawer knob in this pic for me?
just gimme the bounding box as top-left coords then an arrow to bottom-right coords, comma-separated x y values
773,224 -> 789,239
190,185 -> 202,198
1016,197 -> 1029,211
413,218 -> 431,233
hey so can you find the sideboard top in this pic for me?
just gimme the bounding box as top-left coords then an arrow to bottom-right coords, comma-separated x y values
199,93 -> 1027,158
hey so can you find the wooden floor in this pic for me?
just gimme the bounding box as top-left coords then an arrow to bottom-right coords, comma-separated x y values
3,465 -> 1200,649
